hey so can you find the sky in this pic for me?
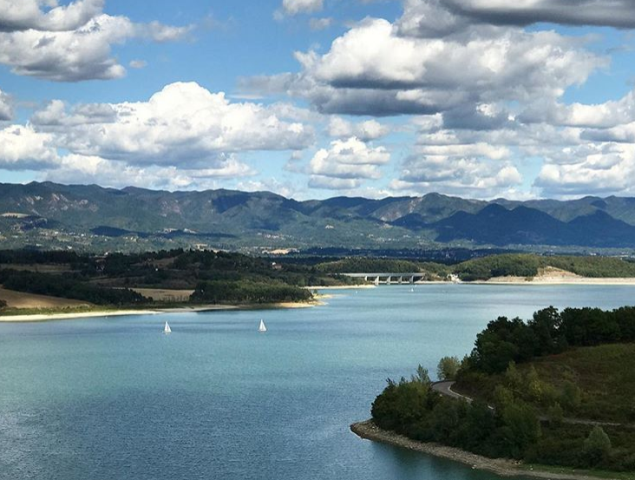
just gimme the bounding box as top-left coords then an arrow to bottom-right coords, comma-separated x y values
2,0 -> 635,201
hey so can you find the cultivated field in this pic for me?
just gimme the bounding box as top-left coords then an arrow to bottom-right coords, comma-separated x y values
0,287 -> 91,309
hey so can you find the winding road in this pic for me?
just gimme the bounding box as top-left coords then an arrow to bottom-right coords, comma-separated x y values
431,381 -> 634,429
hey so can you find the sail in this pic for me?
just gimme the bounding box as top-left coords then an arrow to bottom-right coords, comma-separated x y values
164,321 -> 172,334
259,319 -> 267,332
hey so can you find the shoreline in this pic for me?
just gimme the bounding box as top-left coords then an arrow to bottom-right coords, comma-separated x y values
471,278 -> 635,286
350,420 -> 618,480
306,285 -> 376,290
417,277 -> 635,286
0,299 -> 322,323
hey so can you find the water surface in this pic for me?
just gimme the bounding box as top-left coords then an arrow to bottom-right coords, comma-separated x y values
1,285 -> 633,480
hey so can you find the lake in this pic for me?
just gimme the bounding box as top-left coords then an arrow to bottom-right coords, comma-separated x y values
1,284 -> 634,480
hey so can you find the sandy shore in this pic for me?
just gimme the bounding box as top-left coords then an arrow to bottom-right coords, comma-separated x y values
306,285 -> 376,290
0,300 -> 322,323
474,277 -> 635,286
351,420 -> 618,480
0,310 -> 160,322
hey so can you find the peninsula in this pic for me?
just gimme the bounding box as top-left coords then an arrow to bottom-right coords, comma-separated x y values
354,306 -> 635,479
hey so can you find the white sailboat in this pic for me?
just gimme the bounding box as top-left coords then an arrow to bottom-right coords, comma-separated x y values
259,319 -> 267,332
164,321 -> 172,334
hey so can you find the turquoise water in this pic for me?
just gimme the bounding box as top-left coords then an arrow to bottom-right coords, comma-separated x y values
1,284 -> 634,480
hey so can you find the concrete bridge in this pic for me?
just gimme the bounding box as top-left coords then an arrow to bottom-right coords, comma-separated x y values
341,272 -> 427,285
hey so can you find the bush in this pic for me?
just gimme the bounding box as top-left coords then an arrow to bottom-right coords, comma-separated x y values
584,426 -> 612,466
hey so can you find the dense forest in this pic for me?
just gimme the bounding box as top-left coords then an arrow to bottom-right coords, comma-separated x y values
371,306 -> 635,473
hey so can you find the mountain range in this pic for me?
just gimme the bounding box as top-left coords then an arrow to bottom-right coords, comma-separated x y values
1,182 -> 635,252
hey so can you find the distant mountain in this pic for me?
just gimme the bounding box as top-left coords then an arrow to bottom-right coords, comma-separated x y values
2,182 -> 635,252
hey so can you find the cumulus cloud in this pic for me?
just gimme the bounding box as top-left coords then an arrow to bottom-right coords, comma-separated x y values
0,13 -> 192,81
1,82 -> 317,190
328,117 -> 390,140
535,143 -> 635,197
0,125 -> 59,170
398,0 -> 635,38
243,17 -> 603,117
281,0 -> 323,16
31,82 -> 314,167
0,0 -> 104,32
43,154 -> 253,191
309,136 -> 390,189
394,154 -> 522,198
0,89 -> 13,121
447,0 -> 635,29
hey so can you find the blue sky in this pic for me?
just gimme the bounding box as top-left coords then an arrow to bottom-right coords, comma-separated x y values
2,0 -> 635,200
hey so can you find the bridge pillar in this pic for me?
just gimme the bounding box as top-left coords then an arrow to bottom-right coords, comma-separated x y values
410,276 -> 415,284
398,276 -> 403,284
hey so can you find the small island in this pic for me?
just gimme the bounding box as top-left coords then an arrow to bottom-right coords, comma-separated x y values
354,306 -> 635,479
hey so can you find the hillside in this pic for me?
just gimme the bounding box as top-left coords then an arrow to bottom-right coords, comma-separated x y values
369,306 -> 635,475
5,182 -> 635,252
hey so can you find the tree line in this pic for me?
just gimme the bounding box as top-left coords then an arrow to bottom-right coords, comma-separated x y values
465,306 -> 635,375
0,270 -> 146,306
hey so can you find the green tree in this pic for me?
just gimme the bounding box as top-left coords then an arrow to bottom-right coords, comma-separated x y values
585,426 -> 612,466
437,356 -> 461,380
560,380 -> 582,411
412,364 -> 432,385
501,402 -> 542,458
547,403 -> 564,427
504,361 -> 523,392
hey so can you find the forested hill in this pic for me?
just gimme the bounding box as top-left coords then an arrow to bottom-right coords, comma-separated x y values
5,182 -> 635,251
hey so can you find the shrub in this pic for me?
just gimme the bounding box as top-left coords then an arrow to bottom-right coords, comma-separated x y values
584,426 -> 612,466
437,356 -> 461,380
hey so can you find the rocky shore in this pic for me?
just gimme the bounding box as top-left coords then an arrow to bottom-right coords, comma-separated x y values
350,420 -> 619,480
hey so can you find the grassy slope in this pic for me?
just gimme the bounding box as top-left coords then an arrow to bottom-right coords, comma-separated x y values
458,344 -> 635,424
529,344 -> 635,423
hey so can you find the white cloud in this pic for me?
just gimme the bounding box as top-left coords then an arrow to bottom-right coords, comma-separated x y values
244,16 -> 603,117
0,0 -> 104,32
281,0 -> 323,16
0,14 -> 193,81
535,143 -> 635,197
43,154 -> 253,191
328,117 -> 390,140
0,125 -> 59,170
390,137 -> 521,198
309,17 -> 333,31
308,136 -> 390,189
2,83 -> 317,191
32,82 -> 315,168
519,89 -> 635,129
308,176 -> 361,190
129,59 -> 147,69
